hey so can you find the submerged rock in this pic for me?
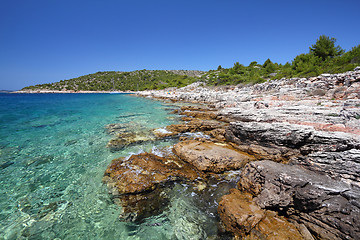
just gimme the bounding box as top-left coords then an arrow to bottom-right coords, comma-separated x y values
103,152 -> 203,222
106,131 -> 155,152
173,140 -> 254,173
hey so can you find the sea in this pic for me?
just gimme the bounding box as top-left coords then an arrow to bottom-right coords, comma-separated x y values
0,93 -> 225,240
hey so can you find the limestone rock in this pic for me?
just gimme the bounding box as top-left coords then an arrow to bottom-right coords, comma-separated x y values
218,189 -> 304,240
226,121 -> 360,154
104,152 -> 200,195
238,160 -> 360,239
166,119 -> 225,135
173,140 -> 254,173
294,149 -> 360,187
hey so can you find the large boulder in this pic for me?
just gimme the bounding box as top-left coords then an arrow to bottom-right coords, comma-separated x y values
173,140 -> 254,173
218,189 -> 305,240
238,160 -> 360,239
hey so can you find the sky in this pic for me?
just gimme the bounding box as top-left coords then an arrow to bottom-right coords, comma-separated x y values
0,0 -> 359,90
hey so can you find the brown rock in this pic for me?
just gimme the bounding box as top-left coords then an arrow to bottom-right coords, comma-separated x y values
180,110 -> 218,120
103,152 -> 200,195
152,128 -> 176,138
180,105 -> 216,112
206,128 -> 226,142
173,140 -> 254,173
103,152 -> 203,222
166,119 -> 224,135
218,188 -> 304,240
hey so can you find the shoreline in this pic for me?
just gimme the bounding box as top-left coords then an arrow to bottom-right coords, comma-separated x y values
11,90 -> 136,94
117,68 -> 360,239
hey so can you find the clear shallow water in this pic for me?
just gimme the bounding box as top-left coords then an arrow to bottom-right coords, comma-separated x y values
0,93 -> 220,240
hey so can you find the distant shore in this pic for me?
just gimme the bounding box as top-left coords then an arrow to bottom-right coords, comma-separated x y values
12,90 -> 135,94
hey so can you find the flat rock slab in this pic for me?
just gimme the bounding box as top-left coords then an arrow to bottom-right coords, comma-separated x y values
103,152 -> 200,195
218,189 -> 304,239
173,140 -> 254,173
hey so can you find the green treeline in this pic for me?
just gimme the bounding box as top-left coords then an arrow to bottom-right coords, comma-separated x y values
202,35 -> 360,85
23,35 -> 359,91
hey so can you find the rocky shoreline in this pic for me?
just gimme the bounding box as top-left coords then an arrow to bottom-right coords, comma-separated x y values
103,68 -> 360,239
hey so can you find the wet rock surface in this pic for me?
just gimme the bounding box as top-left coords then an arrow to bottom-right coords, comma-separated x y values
173,140 -> 254,173
103,152 -> 202,221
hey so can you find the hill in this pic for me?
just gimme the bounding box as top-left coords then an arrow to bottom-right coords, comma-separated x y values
22,70 -> 205,92
22,36 -> 359,91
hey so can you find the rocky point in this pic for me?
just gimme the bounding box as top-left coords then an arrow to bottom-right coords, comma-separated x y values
102,68 -> 360,239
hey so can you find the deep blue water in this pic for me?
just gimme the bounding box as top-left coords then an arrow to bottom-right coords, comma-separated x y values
0,93 -> 218,240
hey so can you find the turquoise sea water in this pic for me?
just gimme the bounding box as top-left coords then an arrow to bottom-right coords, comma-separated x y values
0,93 -> 223,240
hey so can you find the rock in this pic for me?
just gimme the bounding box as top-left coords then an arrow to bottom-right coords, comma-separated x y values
218,189 -> 304,239
173,140 -> 254,173
254,101 -> 269,109
106,131 -> 155,151
206,128 -> 226,142
180,110 -> 218,120
166,119 -> 226,135
104,152 -> 200,195
293,149 -> 360,187
238,160 -> 360,239
103,152 -> 202,221
152,128 -> 175,138
180,105 -> 216,112
105,122 -> 157,151
115,187 -> 170,222
226,122 -> 360,154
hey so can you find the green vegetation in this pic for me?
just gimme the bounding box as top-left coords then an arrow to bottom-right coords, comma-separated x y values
23,70 -> 203,91
22,35 -> 359,91
202,35 -> 359,85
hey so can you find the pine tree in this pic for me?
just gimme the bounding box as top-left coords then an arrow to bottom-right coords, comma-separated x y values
309,35 -> 344,60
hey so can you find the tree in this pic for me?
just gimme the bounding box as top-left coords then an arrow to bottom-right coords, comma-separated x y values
309,35 -> 344,60
263,59 -> 276,73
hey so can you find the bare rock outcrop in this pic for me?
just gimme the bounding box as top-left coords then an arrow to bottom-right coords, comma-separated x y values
238,160 -> 360,240
294,149 -> 360,187
218,189 -> 305,240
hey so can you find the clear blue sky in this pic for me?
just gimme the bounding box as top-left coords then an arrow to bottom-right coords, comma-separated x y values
0,0 -> 359,90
